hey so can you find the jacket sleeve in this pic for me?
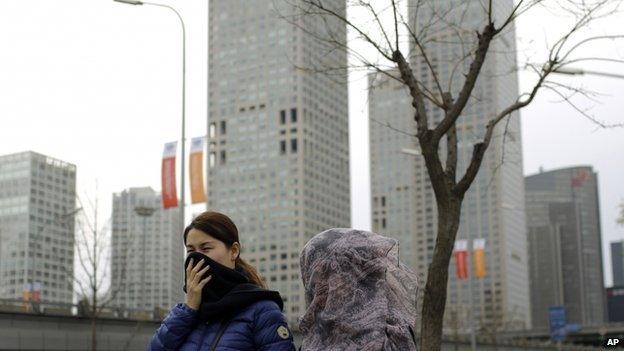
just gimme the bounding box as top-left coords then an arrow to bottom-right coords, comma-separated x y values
253,302 -> 296,351
147,303 -> 198,351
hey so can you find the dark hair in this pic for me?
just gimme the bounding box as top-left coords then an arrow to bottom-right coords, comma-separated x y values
183,211 -> 267,288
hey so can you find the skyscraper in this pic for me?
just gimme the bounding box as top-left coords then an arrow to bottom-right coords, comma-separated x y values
207,1 -> 349,326
110,187 -> 182,311
0,151 -> 76,304
369,71 -> 419,270
374,0 -> 530,331
525,167 -> 606,328
612,241 -> 624,287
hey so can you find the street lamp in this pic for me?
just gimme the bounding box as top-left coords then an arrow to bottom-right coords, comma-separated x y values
134,206 -> 155,311
114,0 -> 187,234
552,67 -> 624,80
400,148 -> 421,156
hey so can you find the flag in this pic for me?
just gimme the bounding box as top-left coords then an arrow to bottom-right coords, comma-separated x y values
473,238 -> 487,278
161,141 -> 178,209
571,169 -> 590,188
453,239 -> 468,280
189,137 -> 207,204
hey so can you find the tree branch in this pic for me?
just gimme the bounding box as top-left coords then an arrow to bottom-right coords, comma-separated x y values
403,21 -> 446,103
454,59 -> 553,195
295,0 -> 394,61
432,22 -> 496,145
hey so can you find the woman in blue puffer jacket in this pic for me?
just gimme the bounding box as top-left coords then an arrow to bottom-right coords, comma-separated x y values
148,211 -> 296,351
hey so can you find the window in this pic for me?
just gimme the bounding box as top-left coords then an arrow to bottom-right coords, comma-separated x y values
280,141 -> 286,155
290,108 -> 297,123
220,150 -> 226,164
209,152 -> 216,168
220,121 -> 226,135
291,139 -> 297,153
209,123 -> 216,138
280,110 -> 286,124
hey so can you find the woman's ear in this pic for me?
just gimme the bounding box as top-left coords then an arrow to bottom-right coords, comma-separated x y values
231,242 -> 240,262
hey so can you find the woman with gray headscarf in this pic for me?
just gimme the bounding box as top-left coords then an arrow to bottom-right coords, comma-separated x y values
298,228 -> 421,351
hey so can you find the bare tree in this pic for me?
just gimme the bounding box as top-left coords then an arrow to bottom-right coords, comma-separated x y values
279,0 -> 624,349
61,190 -> 133,351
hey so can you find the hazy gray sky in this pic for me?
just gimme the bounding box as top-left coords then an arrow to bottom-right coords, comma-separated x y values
1,0 -> 622,286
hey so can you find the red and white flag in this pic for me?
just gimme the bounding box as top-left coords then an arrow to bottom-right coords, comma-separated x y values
161,141 -> 178,209
454,239 -> 468,280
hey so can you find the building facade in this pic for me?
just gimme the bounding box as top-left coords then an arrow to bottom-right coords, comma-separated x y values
525,167 -> 606,328
607,286 -> 624,323
207,0 -> 350,326
0,151 -> 76,304
110,187 -> 182,311
371,0 -> 530,331
611,241 -> 624,287
368,71 -> 420,270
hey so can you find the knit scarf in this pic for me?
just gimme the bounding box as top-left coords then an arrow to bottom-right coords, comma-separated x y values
183,251 -> 283,323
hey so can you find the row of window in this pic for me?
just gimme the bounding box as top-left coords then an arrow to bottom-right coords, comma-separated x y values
209,107 -> 298,140
279,139 -> 298,155
280,108 -> 297,124
208,150 -> 226,168
208,120 -> 227,138
373,196 -> 387,207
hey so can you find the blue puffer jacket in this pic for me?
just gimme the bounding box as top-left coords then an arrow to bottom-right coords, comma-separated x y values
148,300 -> 296,351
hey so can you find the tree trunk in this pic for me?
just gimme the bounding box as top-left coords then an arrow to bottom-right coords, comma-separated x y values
420,196 -> 462,351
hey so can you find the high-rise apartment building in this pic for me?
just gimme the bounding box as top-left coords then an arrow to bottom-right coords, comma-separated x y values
0,151 -> 76,304
110,187 -> 182,311
371,0 -> 530,331
207,0 -> 349,326
612,241 -> 624,287
526,167 -> 606,328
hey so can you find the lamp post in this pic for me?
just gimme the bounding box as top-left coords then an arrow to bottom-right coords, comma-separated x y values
114,0 -> 187,233
134,206 -> 155,310
552,67 -> 624,80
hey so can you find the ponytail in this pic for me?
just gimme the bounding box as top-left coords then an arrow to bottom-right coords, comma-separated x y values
236,256 -> 267,289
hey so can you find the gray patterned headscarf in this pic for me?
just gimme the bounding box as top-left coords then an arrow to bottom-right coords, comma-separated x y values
298,228 -> 420,351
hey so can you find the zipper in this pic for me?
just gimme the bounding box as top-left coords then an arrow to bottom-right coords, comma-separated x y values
209,318 -> 231,351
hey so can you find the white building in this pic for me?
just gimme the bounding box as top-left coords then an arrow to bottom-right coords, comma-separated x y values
0,151 -> 76,305
110,187 -> 182,311
207,0 -> 350,326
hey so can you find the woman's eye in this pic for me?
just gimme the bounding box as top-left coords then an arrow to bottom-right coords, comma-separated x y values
201,248 -> 211,251
186,250 -> 194,253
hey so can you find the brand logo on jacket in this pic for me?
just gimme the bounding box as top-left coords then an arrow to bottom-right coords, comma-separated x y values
277,325 -> 290,339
